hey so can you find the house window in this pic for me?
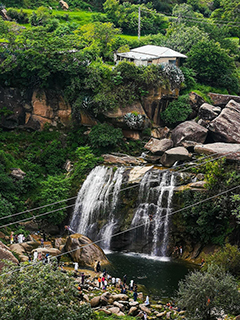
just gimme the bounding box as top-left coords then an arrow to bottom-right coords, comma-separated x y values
169,60 -> 176,65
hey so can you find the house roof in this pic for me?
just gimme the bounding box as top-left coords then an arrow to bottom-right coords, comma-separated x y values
117,45 -> 187,61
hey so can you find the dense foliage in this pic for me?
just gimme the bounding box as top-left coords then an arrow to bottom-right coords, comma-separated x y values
176,160 -> 240,246
202,243 -> 240,277
177,264 -> 240,320
0,262 -> 92,320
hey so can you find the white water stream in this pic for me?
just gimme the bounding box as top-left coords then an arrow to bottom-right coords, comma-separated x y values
70,166 -> 175,256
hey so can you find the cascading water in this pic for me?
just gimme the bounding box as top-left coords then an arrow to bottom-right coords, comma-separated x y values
70,165 -> 176,256
130,170 -> 175,256
70,166 -> 124,250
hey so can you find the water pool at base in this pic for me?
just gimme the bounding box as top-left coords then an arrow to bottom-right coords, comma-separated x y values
106,252 -> 197,301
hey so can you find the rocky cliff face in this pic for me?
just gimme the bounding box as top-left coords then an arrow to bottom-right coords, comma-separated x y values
0,87 -> 71,131
0,85 -> 178,132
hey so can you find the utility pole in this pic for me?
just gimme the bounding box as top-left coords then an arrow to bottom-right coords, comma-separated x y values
138,6 -> 141,39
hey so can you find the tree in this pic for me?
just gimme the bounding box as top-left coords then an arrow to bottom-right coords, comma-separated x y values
0,262 -> 92,320
177,265 -> 240,320
202,243 -> 240,277
166,25 -> 209,54
38,175 -> 71,224
187,39 -> 239,93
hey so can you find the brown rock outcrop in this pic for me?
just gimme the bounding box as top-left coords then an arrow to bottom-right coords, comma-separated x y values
194,143 -> 240,161
0,241 -> 19,271
208,93 -> 240,106
209,100 -> 240,143
171,121 -> 208,147
151,126 -> 170,139
63,234 -> 109,268
161,147 -> 191,167
103,154 -> 146,165
122,130 -> 141,140
199,103 -> 220,120
144,138 -> 173,155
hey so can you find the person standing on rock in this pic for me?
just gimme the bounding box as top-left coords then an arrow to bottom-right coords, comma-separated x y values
133,291 -> 138,301
130,279 -> 134,290
81,273 -> 85,286
179,246 -> 183,257
112,276 -> 116,287
96,261 -> 101,272
73,262 -> 78,272
123,274 -> 127,285
10,231 -> 14,244
101,275 -> 105,288
18,233 -> 24,244
98,276 -> 101,288
33,250 -> 38,262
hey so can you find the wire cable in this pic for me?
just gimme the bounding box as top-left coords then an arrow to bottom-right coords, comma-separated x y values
1,184 -> 239,277
0,149 -> 239,228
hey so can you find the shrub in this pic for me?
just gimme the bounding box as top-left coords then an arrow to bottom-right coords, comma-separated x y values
89,123 -> 123,149
202,243 -> 240,277
161,94 -> 192,125
177,264 -> 240,320
124,112 -> 145,130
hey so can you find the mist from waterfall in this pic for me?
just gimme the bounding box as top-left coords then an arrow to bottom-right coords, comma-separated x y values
70,166 -> 175,256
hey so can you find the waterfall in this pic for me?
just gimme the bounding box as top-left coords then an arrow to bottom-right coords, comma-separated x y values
130,170 -> 175,257
71,165 -> 176,256
70,166 -> 124,249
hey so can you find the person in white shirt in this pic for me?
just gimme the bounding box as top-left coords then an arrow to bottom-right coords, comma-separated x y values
73,262 -> 78,271
112,277 -> 116,286
33,250 -> 38,262
18,234 -> 24,244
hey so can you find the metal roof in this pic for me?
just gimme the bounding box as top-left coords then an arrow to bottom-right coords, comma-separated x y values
117,45 -> 187,60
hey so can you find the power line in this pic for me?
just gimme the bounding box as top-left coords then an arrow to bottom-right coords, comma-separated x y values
1,184 -> 239,277
139,7 -> 240,27
0,149 -> 239,229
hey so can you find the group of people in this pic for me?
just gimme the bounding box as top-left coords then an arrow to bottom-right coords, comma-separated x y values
32,250 -> 51,264
173,245 -> 183,257
10,231 -> 25,244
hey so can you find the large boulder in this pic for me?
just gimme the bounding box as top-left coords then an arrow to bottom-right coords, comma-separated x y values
171,121 -> 208,147
209,100 -> 240,143
208,93 -> 240,106
151,126 -> 170,139
161,147 -> 191,167
103,154 -> 146,166
0,241 -> 19,271
9,243 -> 29,262
144,138 -> 173,155
189,91 -> 205,118
198,103 -> 221,121
128,166 -> 153,184
63,234 -> 109,268
194,143 -> 240,161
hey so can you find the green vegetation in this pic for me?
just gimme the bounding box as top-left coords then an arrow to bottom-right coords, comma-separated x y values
177,159 -> 240,246
177,264 -> 240,320
202,243 -> 240,277
89,123 -> 124,152
0,262 -> 92,320
161,94 -> 192,126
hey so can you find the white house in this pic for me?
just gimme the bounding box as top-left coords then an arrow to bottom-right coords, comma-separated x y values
115,45 -> 187,67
